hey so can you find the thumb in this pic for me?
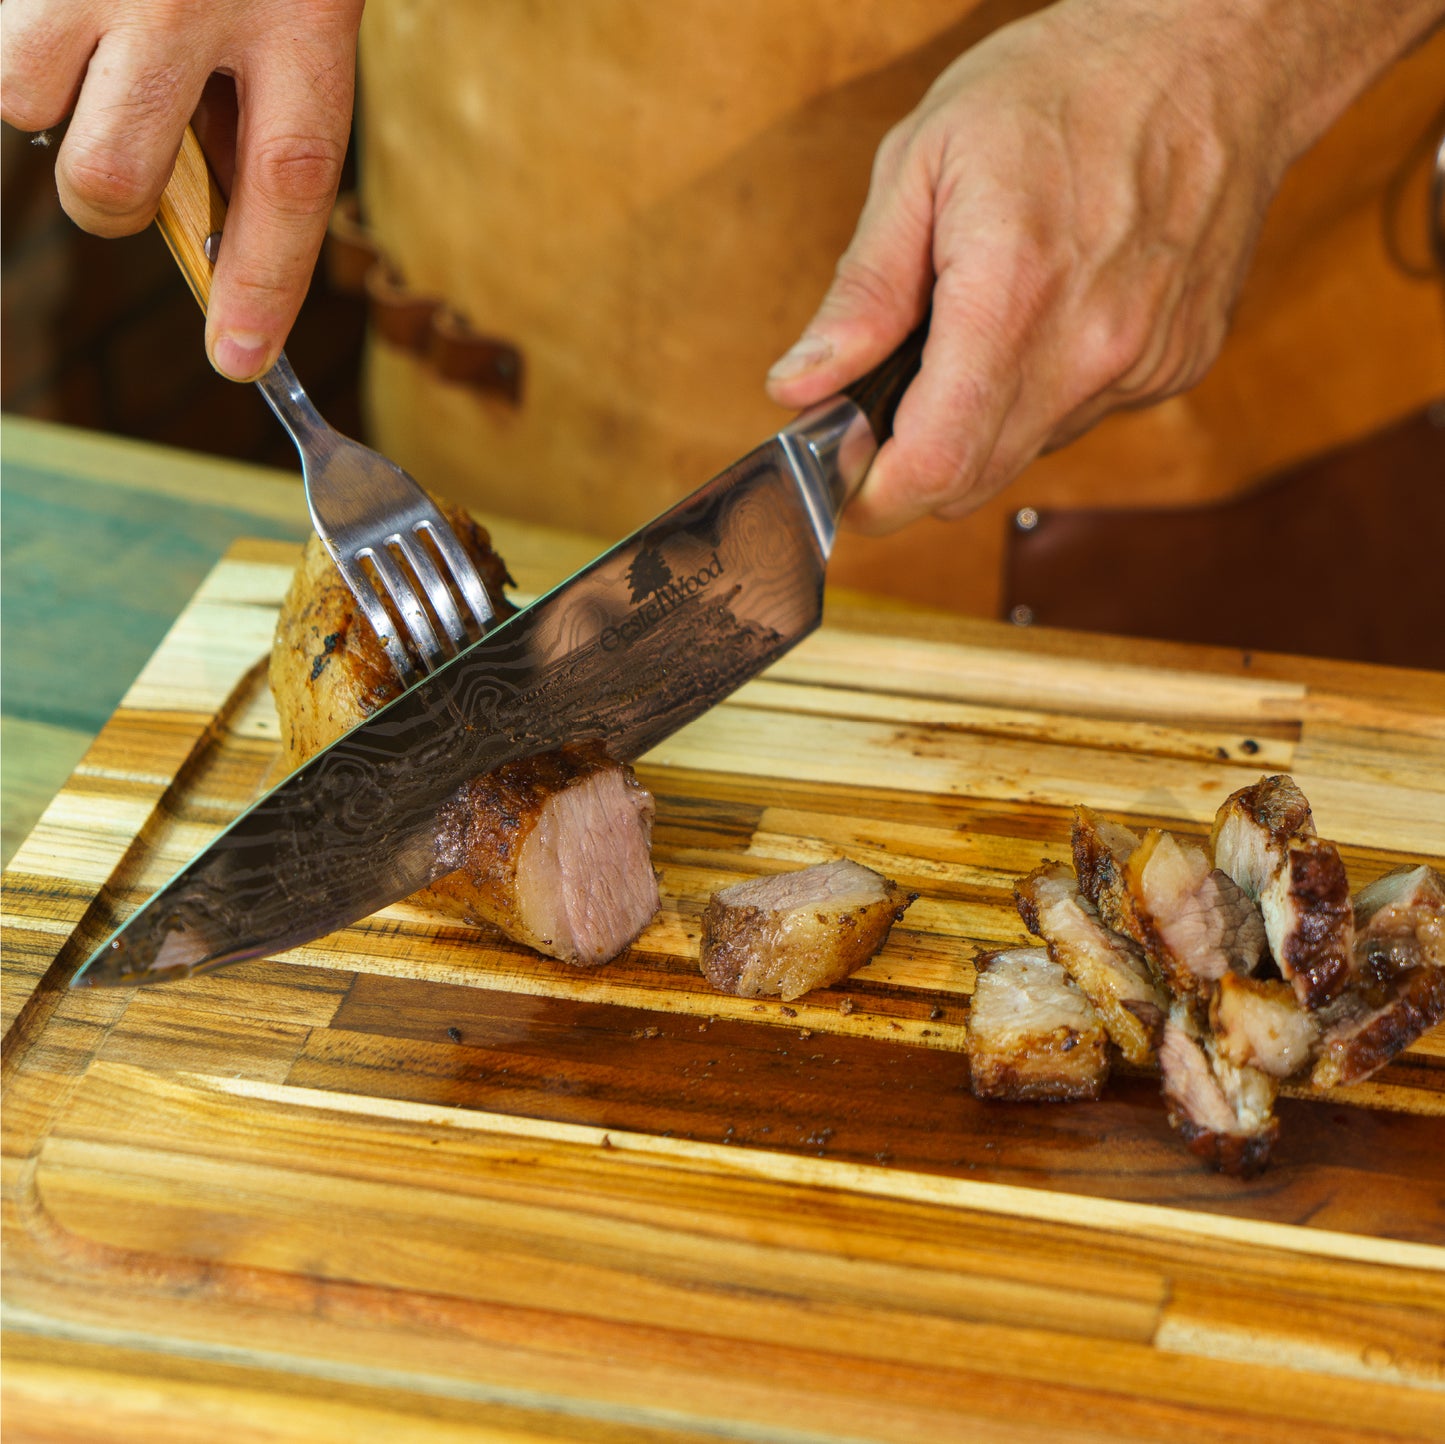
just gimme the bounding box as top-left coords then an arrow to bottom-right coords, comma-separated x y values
766,137 -> 935,409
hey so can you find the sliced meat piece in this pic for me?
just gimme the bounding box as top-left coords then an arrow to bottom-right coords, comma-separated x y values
1209,972 -> 1318,1079
270,515 -> 660,968
1210,774 -> 1316,902
1071,807 -> 1141,935
270,504 -> 516,769
426,742 -> 659,966
1352,864 -> 1445,981
1120,831 -> 1267,999
967,947 -> 1110,1102
700,858 -> 915,1001
1158,1003 -> 1279,1178
1015,862 -> 1166,1067
1261,835 -> 1355,1009
1311,966 -> 1445,1089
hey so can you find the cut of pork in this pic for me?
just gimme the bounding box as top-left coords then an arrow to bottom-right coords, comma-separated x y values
1308,864 -> 1445,1088
1210,774 -> 1316,902
1209,972 -> 1318,1079
427,742 -> 660,967
967,948 -> 1110,1102
1071,808 -> 1142,935
1312,967 -> 1445,1089
1261,835 -> 1355,1009
700,858 -> 915,1000
270,502 -> 516,765
1015,862 -> 1166,1066
1351,864 -> 1445,980
269,513 -> 661,970
1158,1002 -> 1279,1178
1119,831 -> 1267,999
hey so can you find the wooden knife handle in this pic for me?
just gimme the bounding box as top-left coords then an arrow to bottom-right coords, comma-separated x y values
843,313 -> 930,445
154,126 -> 228,313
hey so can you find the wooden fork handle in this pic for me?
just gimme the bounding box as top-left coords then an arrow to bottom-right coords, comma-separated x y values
155,126 -> 228,313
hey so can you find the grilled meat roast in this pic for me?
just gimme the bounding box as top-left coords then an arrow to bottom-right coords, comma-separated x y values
271,501 -> 517,759
1211,776 -> 1352,1008
1311,966 -> 1445,1089
700,858 -> 915,1000
967,947 -> 1110,1102
1071,807 -> 1142,935
270,506 -> 660,967
1352,865 -> 1445,978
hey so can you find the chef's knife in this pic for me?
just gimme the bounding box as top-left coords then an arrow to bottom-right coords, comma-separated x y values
72,324 -> 927,987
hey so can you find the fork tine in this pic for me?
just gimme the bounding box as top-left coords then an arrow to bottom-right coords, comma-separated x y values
417,519 -> 497,633
365,543 -> 448,672
395,529 -> 470,657
332,550 -> 419,684
154,140 -> 487,688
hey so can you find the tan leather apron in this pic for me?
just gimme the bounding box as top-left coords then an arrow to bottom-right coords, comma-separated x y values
354,1 -> 1445,615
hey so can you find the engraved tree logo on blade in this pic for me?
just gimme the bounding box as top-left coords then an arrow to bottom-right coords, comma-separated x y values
602,543 -> 727,652
627,546 -> 673,604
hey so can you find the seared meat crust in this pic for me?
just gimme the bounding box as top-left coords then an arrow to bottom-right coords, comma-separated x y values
968,947 -> 1110,1102
1306,865 -> 1445,1087
1262,836 -> 1355,1009
270,503 -> 516,769
1159,1004 -> 1279,1178
1118,831 -> 1267,999
700,858 -> 915,1001
1016,862 -> 1166,1066
1211,774 -> 1316,902
1312,967 -> 1445,1089
1071,808 -> 1142,935
269,504 -> 660,967
426,741 -> 659,967
1352,865 -> 1445,980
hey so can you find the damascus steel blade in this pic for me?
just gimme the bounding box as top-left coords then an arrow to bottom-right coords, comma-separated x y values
73,410 -> 872,988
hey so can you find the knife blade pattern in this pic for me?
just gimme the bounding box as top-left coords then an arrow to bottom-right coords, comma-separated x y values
77,442 -> 832,987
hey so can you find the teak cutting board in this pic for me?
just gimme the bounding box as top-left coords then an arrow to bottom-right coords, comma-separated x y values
4,538 -> 1444,1442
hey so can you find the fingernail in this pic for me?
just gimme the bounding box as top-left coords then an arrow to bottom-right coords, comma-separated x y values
767,333 -> 833,383
212,331 -> 270,380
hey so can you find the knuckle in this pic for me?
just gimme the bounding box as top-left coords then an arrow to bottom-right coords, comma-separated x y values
1177,326 -> 1226,393
1,88 -> 59,134
1081,306 -> 1156,391
826,253 -> 905,320
57,143 -> 158,229
1,25 -> 74,130
896,431 -> 978,513
871,120 -> 913,180
249,133 -> 345,215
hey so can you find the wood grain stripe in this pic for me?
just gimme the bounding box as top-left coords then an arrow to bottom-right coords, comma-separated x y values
187,1071 -> 1445,1272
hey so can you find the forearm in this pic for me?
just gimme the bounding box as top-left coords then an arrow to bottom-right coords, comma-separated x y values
1176,0 -> 1445,169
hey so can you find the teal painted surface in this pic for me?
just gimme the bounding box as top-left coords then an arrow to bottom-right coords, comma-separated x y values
1,459 -> 307,735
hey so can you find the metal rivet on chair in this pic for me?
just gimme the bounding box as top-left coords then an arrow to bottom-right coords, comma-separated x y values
1009,604 -> 1035,627
1014,506 -> 1040,532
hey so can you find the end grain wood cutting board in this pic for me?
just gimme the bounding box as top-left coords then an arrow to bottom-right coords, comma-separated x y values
4,538 -> 1444,1442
